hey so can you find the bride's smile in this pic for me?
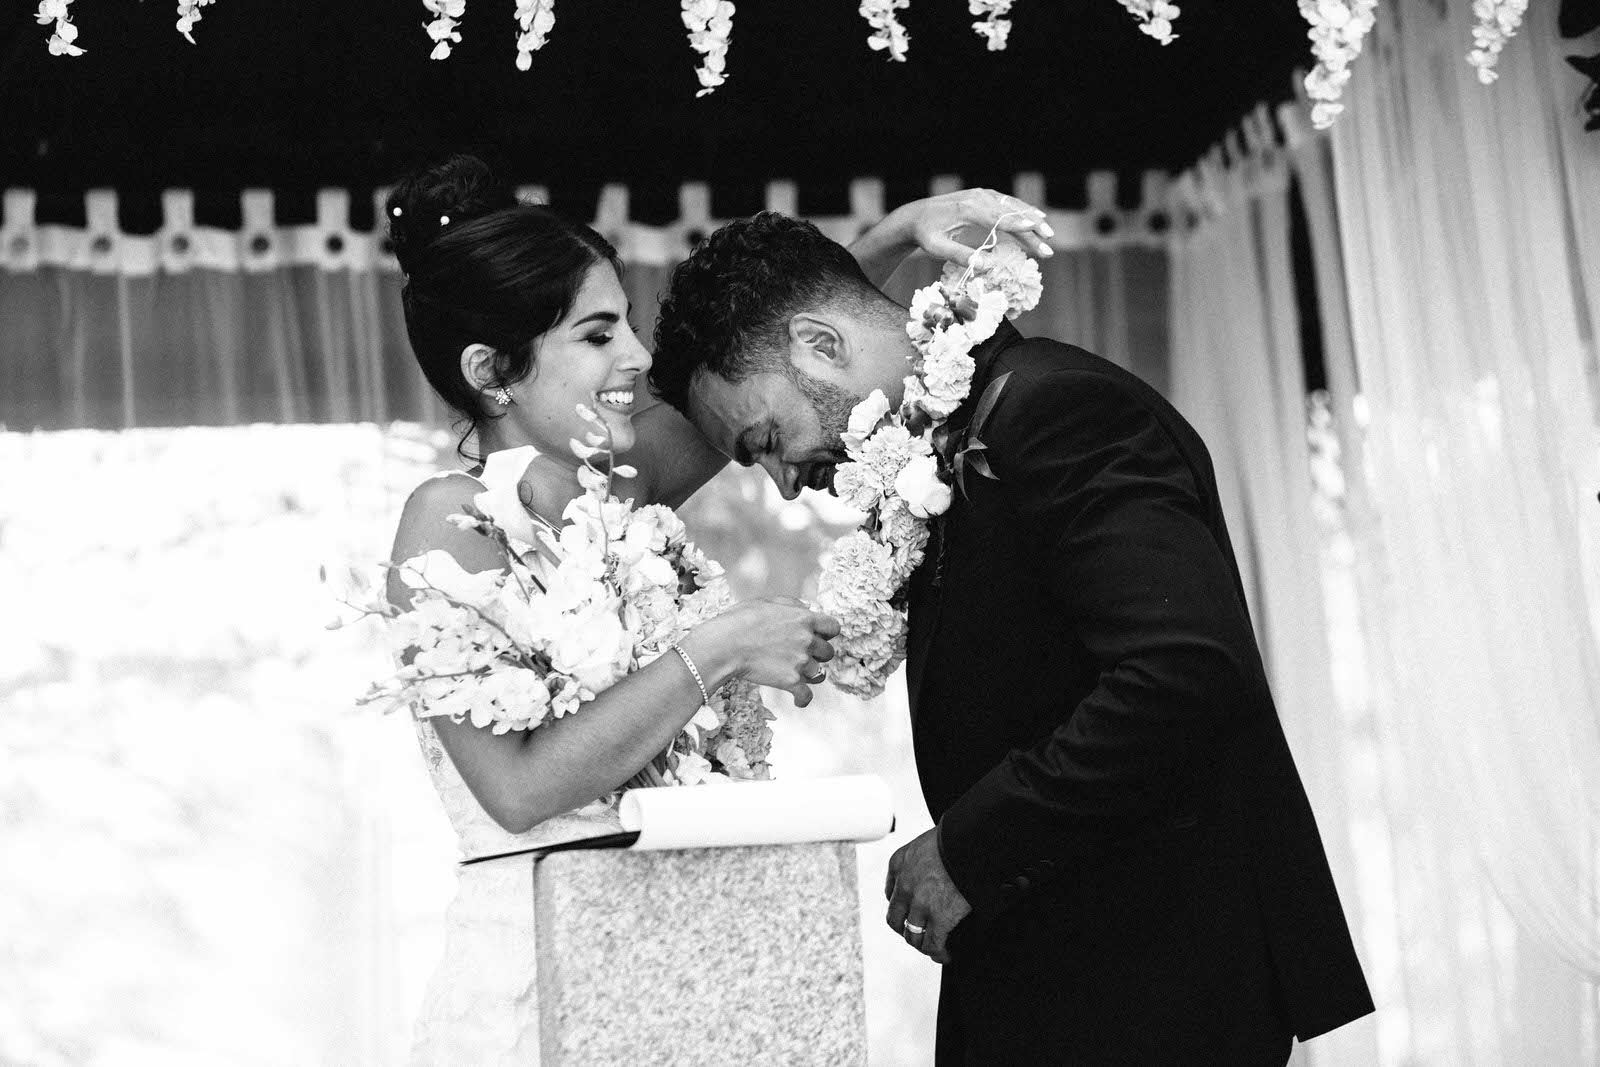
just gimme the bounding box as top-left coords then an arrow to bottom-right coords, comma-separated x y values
481,260 -> 651,463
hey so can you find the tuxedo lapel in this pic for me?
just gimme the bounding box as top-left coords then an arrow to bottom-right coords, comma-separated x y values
904,321 -> 1020,718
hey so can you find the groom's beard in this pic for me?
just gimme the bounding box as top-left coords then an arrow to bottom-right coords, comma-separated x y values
792,371 -> 865,491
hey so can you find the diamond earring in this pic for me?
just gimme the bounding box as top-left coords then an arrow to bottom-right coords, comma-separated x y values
492,387 -> 515,407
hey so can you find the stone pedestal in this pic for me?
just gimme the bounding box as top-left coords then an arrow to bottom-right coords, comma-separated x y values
534,842 -> 868,1066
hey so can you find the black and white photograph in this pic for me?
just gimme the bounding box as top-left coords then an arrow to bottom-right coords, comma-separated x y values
2,1 -> 1599,1064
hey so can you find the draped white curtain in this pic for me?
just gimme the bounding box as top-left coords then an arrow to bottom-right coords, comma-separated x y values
0,187 -> 1168,438
1332,0 -> 1600,985
0,266 -> 445,431
1210,2 -> 1600,1063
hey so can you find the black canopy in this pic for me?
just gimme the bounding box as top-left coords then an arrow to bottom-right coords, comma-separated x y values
0,0 -> 1309,222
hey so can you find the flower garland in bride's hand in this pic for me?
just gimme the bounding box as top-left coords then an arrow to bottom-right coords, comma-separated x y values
330,405 -> 774,791
815,222 -> 1042,700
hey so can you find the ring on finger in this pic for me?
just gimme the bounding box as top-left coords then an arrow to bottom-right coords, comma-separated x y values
903,920 -> 926,937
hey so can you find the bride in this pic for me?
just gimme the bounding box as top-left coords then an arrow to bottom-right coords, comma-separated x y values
384,154 -> 1053,1064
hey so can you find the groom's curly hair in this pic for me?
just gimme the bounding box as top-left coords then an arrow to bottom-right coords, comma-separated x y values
650,211 -> 894,415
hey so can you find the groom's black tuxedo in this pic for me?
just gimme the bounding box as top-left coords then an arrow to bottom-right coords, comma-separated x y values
905,322 -> 1373,1065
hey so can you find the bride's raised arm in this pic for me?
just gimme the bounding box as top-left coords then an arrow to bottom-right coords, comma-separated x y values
632,188 -> 1055,507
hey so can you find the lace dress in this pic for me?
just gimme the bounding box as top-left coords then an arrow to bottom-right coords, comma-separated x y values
408,719 -> 622,1065
404,468 -> 622,1065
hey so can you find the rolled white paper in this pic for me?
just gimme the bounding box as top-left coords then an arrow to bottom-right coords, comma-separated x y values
618,774 -> 895,851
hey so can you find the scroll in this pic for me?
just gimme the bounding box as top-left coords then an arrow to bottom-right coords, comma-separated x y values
620,774 -> 895,850
460,775 -> 895,866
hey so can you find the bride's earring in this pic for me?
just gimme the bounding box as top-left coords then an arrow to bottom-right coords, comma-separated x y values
492,386 -> 516,407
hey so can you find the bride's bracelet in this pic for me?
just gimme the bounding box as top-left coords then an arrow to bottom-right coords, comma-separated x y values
669,642 -> 711,706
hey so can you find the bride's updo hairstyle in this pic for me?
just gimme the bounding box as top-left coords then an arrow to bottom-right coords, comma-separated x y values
386,154 -> 620,454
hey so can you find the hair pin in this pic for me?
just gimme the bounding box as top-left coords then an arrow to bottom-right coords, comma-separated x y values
439,214 -> 450,226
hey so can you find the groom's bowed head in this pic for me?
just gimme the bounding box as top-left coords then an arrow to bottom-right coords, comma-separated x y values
650,212 -> 924,499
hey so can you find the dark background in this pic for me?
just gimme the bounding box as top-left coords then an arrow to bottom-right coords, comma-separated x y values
0,1 -> 1309,226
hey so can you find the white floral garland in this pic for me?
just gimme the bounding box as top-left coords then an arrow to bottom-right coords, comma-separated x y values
860,0 -> 911,61
1116,0 -> 1181,46
969,0 -> 1014,51
25,0 -> 1552,103
682,0 -> 736,96
816,225 -> 1042,699
1299,0 -> 1378,129
176,0 -> 216,44
423,0 -> 466,60
514,0 -> 557,71
36,0 -> 84,56
1467,0 -> 1530,84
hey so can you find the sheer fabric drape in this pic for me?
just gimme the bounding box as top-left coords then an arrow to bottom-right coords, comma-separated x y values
1314,1 -> 1600,1062
1,244 -> 1168,436
0,265 -> 443,431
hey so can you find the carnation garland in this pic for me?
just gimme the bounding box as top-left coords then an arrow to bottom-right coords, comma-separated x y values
816,222 -> 1042,699
860,0 -> 911,61
682,0 -> 736,96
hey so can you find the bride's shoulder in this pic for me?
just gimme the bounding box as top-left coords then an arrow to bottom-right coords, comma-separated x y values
390,470 -> 496,568
408,469 -> 484,507
395,470 -> 478,525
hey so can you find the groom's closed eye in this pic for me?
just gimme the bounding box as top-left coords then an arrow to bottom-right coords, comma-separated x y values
734,423 -> 774,466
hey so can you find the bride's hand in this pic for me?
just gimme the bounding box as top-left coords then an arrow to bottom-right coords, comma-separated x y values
682,598 -> 840,708
903,188 -> 1055,267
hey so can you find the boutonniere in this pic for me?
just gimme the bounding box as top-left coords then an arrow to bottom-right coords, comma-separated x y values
950,371 -> 1011,499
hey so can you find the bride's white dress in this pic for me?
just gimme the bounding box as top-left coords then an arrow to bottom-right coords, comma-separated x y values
409,719 -> 622,1065
403,468 -> 621,1065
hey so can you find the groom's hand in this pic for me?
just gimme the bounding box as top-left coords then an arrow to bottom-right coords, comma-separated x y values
884,825 -> 971,965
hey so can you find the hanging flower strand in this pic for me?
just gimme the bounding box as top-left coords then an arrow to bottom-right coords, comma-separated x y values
514,0 -> 555,71
36,0 -> 85,56
176,0 -> 215,44
681,0 -> 735,96
969,0 -> 1013,51
1298,0 -> 1377,128
1466,0 -> 1529,84
860,0 -> 911,61
423,0 -> 465,60
1116,0 -> 1180,45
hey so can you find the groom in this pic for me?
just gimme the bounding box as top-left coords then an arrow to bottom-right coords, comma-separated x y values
649,213 -> 1373,1064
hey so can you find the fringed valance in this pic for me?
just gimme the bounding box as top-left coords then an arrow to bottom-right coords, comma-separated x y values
0,171 -> 1177,278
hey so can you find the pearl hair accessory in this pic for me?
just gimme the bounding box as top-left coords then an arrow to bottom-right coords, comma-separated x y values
439,214 -> 450,226
392,206 -> 402,217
